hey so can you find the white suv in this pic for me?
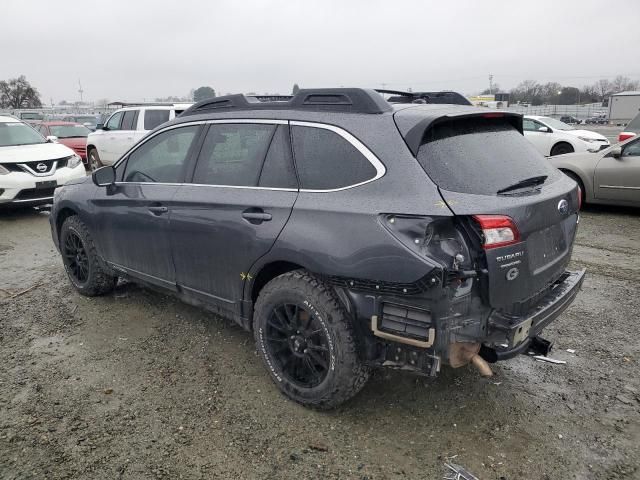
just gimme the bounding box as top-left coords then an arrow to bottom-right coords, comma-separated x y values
0,116 -> 85,206
86,104 -> 191,170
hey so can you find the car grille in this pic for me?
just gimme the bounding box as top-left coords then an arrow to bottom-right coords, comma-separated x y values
327,274 -> 436,296
14,187 -> 56,201
2,156 -> 70,175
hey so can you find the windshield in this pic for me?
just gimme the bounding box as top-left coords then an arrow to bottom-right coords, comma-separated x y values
0,122 -> 45,147
417,117 -> 559,195
73,116 -> 98,124
20,112 -> 44,120
49,124 -> 91,138
539,117 -> 574,131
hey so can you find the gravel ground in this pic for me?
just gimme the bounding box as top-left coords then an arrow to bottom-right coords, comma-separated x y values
0,204 -> 639,480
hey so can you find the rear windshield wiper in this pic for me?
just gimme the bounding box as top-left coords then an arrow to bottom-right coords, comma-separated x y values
497,175 -> 548,195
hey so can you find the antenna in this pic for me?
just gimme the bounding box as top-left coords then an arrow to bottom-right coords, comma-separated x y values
78,79 -> 84,103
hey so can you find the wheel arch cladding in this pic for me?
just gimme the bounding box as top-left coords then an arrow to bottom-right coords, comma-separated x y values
56,207 -> 79,246
250,261 -> 305,304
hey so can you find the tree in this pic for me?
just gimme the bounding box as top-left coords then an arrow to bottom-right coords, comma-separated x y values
593,79 -> 612,102
292,83 -> 300,94
0,75 -> 42,108
192,86 -> 216,102
557,86 -> 581,105
510,80 -> 543,105
611,75 -> 640,94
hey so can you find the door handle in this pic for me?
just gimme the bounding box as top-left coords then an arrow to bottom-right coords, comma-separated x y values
242,210 -> 272,222
148,205 -> 168,215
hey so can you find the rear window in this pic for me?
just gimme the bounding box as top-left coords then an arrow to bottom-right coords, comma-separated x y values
417,117 -> 559,196
144,110 -> 170,130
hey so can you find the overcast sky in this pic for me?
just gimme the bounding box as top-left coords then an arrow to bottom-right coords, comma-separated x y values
2,0 -> 639,103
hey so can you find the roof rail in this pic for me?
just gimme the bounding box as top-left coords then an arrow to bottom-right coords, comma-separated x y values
376,89 -> 472,106
180,88 -> 393,116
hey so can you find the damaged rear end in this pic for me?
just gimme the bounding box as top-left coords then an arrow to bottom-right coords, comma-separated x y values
371,107 -> 586,375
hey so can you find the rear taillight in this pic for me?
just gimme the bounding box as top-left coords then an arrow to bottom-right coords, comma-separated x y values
619,132 -> 636,142
472,215 -> 520,249
577,186 -> 582,211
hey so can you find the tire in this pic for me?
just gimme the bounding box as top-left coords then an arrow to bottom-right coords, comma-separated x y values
60,215 -> 117,296
550,142 -> 574,156
88,148 -> 103,171
253,271 -> 371,409
562,170 -> 586,206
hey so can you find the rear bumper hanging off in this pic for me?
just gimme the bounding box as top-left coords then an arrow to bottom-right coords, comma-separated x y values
486,269 -> 586,361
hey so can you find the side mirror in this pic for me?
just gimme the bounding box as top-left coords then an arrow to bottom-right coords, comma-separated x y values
46,135 -> 58,143
538,126 -> 551,133
92,165 -> 116,186
610,146 -> 622,159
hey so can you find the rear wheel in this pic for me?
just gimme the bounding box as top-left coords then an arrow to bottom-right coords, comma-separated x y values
60,215 -> 117,296
88,148 -> 103,171
550,142 -> 574,156
253,271 -> 370,409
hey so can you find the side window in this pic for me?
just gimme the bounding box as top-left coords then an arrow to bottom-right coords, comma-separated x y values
291,125 -> 377,190
258,125 -> 298,188
106,111 -> 123,131
623,138 -> 640,157
121,110 -> 138,130
192,123 -> 275,186
144,110 -> 170,130
522,119 -> 536,131
123,126 -> 199,183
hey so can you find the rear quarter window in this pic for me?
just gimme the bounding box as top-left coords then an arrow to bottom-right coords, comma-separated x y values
417,117 -> 560,196
144,110 -> 170,130
291,126 -> 377,190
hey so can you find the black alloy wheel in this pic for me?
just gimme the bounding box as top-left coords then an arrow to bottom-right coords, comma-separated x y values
63,230 -> 89,285
265,303 -> 331,388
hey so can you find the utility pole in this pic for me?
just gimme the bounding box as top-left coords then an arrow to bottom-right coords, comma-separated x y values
488,74 -> 494,95
78,79 -> 84,104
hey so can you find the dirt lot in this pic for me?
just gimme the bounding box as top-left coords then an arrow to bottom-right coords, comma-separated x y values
1,204 -> 639,480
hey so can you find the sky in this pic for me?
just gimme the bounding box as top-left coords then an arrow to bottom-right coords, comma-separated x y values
2,0 -> 639,104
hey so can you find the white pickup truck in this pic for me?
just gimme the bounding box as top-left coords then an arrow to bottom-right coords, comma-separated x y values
86,104 -> 191,170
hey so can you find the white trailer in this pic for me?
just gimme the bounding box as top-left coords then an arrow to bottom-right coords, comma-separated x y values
608,91 -> 640,125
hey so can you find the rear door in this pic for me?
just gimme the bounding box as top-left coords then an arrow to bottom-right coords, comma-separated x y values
413,114 -> 580,308
170,121 -> 298,306
594,137 -> 640,204
133,109 -> 171,144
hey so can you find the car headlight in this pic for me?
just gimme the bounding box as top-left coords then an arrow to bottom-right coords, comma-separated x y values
0,164 -> 9,175
578,136 -> 598,143
67,154 -> 83,169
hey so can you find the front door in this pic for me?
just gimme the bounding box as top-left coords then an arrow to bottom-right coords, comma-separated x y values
523,118 -> 554,156
170,122 -> 298,307
594,137 -> 640,204
91,124 -> 202,289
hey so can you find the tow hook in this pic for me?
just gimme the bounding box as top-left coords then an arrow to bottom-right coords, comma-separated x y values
528,336 -> 553,356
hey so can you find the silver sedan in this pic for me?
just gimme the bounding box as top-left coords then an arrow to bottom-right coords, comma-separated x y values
549,136 -> 640,207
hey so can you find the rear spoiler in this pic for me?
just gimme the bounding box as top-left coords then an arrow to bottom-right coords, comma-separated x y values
396,109 -> 523,156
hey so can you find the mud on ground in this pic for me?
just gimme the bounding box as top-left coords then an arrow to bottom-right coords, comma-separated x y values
0,205 -> 638,480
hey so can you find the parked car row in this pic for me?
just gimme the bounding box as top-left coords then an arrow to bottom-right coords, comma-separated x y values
523,115 -> 610,156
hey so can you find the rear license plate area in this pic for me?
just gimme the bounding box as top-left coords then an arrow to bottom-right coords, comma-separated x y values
35,180 -> 57,189
528,224 -> 566,270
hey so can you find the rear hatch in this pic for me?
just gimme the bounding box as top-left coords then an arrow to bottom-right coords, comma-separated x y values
395,107 -> 580,309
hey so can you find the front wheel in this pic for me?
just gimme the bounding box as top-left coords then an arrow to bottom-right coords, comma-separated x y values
60,215 -> 117,296
551,142 -> 574,156
88,148 -> 103,171
253,271 -> 370,409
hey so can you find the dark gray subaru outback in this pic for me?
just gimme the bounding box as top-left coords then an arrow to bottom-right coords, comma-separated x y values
50,88 -> 585,409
